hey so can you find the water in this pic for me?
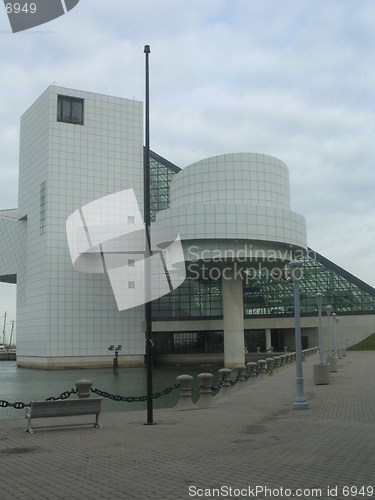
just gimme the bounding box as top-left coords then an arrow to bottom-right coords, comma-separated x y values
0,361 -> 221,420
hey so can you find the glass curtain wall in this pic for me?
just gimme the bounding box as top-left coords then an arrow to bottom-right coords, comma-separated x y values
243,250 -> 375,317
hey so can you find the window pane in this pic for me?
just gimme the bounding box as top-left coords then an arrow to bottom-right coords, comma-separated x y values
61,100 -> 71,121
57,95 -> 84,125
71,101 -> 83,124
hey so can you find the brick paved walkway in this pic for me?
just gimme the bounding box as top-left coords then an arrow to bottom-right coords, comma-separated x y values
0,352 -> 374,500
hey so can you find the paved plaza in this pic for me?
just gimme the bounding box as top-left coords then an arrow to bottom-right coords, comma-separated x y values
0,352 -> 374,499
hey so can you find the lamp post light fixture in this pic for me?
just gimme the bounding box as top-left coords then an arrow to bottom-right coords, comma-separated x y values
108,344 -> 122,374
313,292 -> 330,385
290,259 -> 309,409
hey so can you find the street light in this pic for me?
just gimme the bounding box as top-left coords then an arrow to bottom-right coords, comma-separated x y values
315,292 -> 324,365
337,316 -> 342,359
313,292 -> 329,385
326,306 -> 337,372
290,259 -> 309,410
332,313 -> 338,360
108,344 -> 122,374
326,304 -> 332,360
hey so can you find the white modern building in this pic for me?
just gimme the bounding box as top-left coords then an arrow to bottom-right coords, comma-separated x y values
1,86 -> 374,369
0,86 -> 145,368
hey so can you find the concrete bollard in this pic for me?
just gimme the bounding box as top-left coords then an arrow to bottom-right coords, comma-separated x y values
328,357 -> 338,372
257,359 -> 267,374
175,375 -> 197,410
197,373 -> 214,409
285,354 -> 291,364
265,358 -> 274,375
290,352 -> 296,363
75,379 -> 93,398
246,361 -> 258,378
280,354 -> 287,366
273,356 -> 281,368
235,365 -> 247,384
313,364 -> 330,385
231,365 -> 246,392
215,368 -> 232,399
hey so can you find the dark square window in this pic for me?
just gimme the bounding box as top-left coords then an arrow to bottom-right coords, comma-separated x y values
57,95 -> 84,125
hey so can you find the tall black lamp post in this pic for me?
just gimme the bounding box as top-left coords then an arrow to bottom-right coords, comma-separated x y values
144,44 -> 153,425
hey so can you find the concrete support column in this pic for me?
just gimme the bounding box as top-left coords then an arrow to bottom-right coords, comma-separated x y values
222,269 -> 245,368
265,328 -> 272,352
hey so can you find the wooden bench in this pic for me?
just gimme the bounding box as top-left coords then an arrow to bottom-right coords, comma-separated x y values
25,397 -> 103,433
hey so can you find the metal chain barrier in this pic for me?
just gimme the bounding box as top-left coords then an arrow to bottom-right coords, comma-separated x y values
90,382 -> 180,402
0,387 -> 78,410
45,388 -> 78,401
0,400 -> 29,409
0,382 -> 183,409
229,374 -> 240,386
210,376 -> 226,392
244,367 -> 259,381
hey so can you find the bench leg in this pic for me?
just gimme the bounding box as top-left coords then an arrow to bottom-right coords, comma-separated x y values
93,413 -> 102,429
26,417 -> 33,433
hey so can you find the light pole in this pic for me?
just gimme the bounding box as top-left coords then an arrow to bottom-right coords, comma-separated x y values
326,304 -> 332,359
2,311 -> 6,345
337,316 -> 342,358
290,259 -> 309,409
9,320 -> 15,350
332,313 -> 338,360
144,44 -> 154,425
313,292 -> 330,384
326,306 -> 337,372
315,292 -> 324,365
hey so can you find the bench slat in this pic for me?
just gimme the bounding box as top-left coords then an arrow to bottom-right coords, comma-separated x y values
28,398 -> 102,418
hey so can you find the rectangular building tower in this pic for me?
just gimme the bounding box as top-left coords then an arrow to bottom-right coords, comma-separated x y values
15,86 -> 145,368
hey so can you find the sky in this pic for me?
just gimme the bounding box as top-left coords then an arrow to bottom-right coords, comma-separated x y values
0,0 -> 374,342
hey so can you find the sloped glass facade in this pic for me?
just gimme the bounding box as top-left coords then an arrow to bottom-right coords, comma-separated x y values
243,250 -> 375,317
149,151 -> 180,222
152,275 -> 222,320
